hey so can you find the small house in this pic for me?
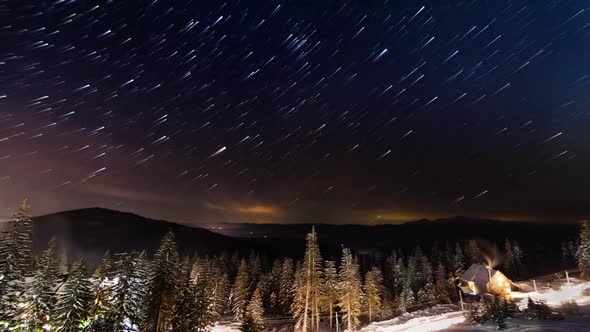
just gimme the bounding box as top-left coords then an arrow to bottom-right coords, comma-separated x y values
458,264 -> 512,298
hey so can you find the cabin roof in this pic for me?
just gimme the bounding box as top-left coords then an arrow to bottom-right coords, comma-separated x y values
460,264 -> 500,284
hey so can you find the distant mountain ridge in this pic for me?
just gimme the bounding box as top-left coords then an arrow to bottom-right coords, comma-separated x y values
27,207 -> 580,275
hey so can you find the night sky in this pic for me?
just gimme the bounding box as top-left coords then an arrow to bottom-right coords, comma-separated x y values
1,0 -> 589,224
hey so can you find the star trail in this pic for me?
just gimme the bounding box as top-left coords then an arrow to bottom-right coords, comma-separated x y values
1,0 -> 589,224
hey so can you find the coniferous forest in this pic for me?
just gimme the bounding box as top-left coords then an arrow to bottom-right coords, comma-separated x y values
1,201 -> 590,332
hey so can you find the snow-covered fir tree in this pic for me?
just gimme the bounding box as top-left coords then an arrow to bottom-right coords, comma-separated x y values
194,258 -> 219,330
414,252 -> 435,308
363,267 -> 383,323
21,237 -> 60,331
264,259 -> 282,312
413,247 -> 428,289
417,276 -> 435,308
563,239 -> 579,267
392,256 -> 406,298
434,263 -> 451,304
52,259 -> 92,332
504,238 -> 524,277
430,242 -> 443,267
232,259 -> 251,322
337,248 -> 362,332
278,258 -> 294,315
577,221 -> 590,279
512,240 -> 525,277
504,238 -> 515,274
450,243 -> 464,278
145,230 -> 179,331
172,256 -> 214,332
88,251 -> 117,331
293,227 -> 323,332
248,251 -> 262,290
398,256 -> 416,313
242,287 -> 265,332
321,260 -> 339,330
208,259 -> 230,320
464,240 -> 480,265
415,249 -> 433,294
0,200 -> 34,326
383,254 -> 396,297
110,250 -> 149,331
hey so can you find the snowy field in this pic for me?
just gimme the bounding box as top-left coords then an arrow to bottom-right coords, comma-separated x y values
361,281 -> 590,332
360,305 -> 465,332
211,320 -> 241,332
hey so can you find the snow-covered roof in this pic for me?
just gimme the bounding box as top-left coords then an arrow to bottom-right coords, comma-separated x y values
459,264 -> 500,284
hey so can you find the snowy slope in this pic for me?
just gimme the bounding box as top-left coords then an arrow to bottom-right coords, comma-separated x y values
361,281 -> 590,332
361,305 -> 465,332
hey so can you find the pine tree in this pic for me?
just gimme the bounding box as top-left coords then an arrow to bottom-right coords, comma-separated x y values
232,259 -> 250,322
363,267 -> 383,323
430,242 -> 443,267
577,221 -> 590,279
94,250 -> 113,279
504,238 -> 515,275
434,263 -> 450,304
248,251 -> 262,289
383,254 -> 397,297
279,258 -> 294,315
209,259 -> 230,320
380,294 -> 394,320
293,227 -> 323,332
266,259 -> 283,313
172,257 -> 211,332
111,251 -> 149,331
52,259 -> 92,332
193,258 -> 217,331
512,241 -> 525,277
399,277 -> 415,313
321,260 -> 339,330
145,230 -> 179,331
417,276 -> 435,308
392,256 -> 406,298
21,237 -> 60,330
0,200 -> 34,325
337,248 -> 362,332
451,243 -> 464,278
416,252 -> 432,292
242,287 -> 265,332
464,240 -> 480,265
88,251 -> 117,331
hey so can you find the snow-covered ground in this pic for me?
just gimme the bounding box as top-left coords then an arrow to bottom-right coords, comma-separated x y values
512,280 -> 590,307
360,305 -> 465,332
211,319 -> 241,332
361,280 -> 590,332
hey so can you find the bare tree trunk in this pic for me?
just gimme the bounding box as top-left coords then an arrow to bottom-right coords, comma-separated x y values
155,302 -> 162,332
347,298 -> 352,332
303,255 -> 310,332
329,302 -> 333,330
315,298 -> 320,331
